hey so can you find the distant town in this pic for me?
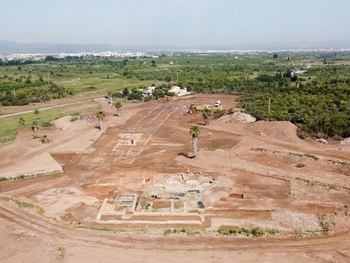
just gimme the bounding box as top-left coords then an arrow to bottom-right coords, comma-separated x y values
1,48 -> 350,62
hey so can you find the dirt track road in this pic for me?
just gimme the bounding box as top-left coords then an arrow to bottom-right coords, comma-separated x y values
1,200 -> 350,262
0,98 -> 103,119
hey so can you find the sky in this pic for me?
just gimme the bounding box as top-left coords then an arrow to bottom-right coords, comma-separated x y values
1,0 -> 350,46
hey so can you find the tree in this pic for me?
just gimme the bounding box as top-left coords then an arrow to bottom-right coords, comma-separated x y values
122,87 -> 129,97
202,108 -> 211,126
164,76 -> 172,82
32,121 -> 38,131
228,108 -> 235,115
18,117 -> 25,126
115,101 -> 122,117
40,135 -> 49,144
273,53 -> 278,59
96,111 -> 105,130
189,125 -> 200,158
152,89 -> 164,100
107,90 -> 113,106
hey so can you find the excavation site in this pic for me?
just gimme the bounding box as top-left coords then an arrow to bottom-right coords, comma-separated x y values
1,94 -> 350,262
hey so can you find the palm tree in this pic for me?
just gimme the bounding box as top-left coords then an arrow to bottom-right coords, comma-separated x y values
40,135 -> 49,144
18,117 -> 25,126
115,101 -> 122,117
32,121 -> 38,131
189,125 -> 200,158
96,111 -> 105,130
202,108 -> 211,126
107,90 -> 113,106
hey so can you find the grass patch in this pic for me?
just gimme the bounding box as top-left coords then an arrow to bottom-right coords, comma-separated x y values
78,226 -> 113,232
327,159 -> 350,166
0,196 -> 45,215
218,227 -> 268,237
58,246 -> 66,259
251,147 -> 268,152
295,176 -> 349,192
296,177 -> 314,186
204,146 -> 218,151
0,101 -> 100,143
164,229 -> 172,236
303,153 -> 319,161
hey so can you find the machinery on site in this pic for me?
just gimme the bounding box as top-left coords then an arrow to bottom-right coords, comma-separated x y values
190,104 -> 211,111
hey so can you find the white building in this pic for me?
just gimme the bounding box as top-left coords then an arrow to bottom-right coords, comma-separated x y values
169,86 -> 191,97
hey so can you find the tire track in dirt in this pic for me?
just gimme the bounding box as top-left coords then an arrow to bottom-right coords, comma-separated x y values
1,200 -> 350,255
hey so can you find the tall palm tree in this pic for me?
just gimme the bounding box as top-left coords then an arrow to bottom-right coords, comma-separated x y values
189,125 -> 200,158
115,101 -> 122,117
107,90 -> 113,106
96,111 -> 105,130
32,121 -> 38,131
18,117 -> 25,126
202,108 -> 211,126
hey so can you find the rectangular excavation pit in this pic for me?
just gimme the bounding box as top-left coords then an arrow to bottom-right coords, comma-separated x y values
162,193 -> 185,200
115,194 -> 136,212
148,199 -> 171,213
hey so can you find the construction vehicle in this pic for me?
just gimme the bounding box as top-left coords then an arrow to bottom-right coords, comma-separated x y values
191,104 -> 211,111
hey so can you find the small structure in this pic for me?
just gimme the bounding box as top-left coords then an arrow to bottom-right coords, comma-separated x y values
141,86 -> 156,97
169,86 -> 191,97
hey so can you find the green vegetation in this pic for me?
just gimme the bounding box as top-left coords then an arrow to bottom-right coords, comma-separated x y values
204,146 -> 218,151
0,101 -> 100,143
0,196 -> 45,214
326,159 -> 350,166
218,227 -> 268,237
303,153 -> 319,161
2,52 -> 350,137
251,147 -> 268,152
58,246 -> 66,259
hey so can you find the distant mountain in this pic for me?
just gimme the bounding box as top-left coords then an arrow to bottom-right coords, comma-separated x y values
0,40 -> 350,55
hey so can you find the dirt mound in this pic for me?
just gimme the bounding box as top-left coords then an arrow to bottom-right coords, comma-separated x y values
341,137 -> 350,144
53,115 -> 97,130
245,121 -> 301,144
218,112 -> 256,123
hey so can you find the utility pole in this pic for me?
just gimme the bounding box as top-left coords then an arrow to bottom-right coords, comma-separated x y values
268,98 -> 271,115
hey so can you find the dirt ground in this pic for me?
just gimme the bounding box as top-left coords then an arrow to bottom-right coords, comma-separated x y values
0,94 -> 350,263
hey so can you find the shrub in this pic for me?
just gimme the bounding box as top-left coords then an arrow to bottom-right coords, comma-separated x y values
164,229 -> 171,236
41,122 -> 54,127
